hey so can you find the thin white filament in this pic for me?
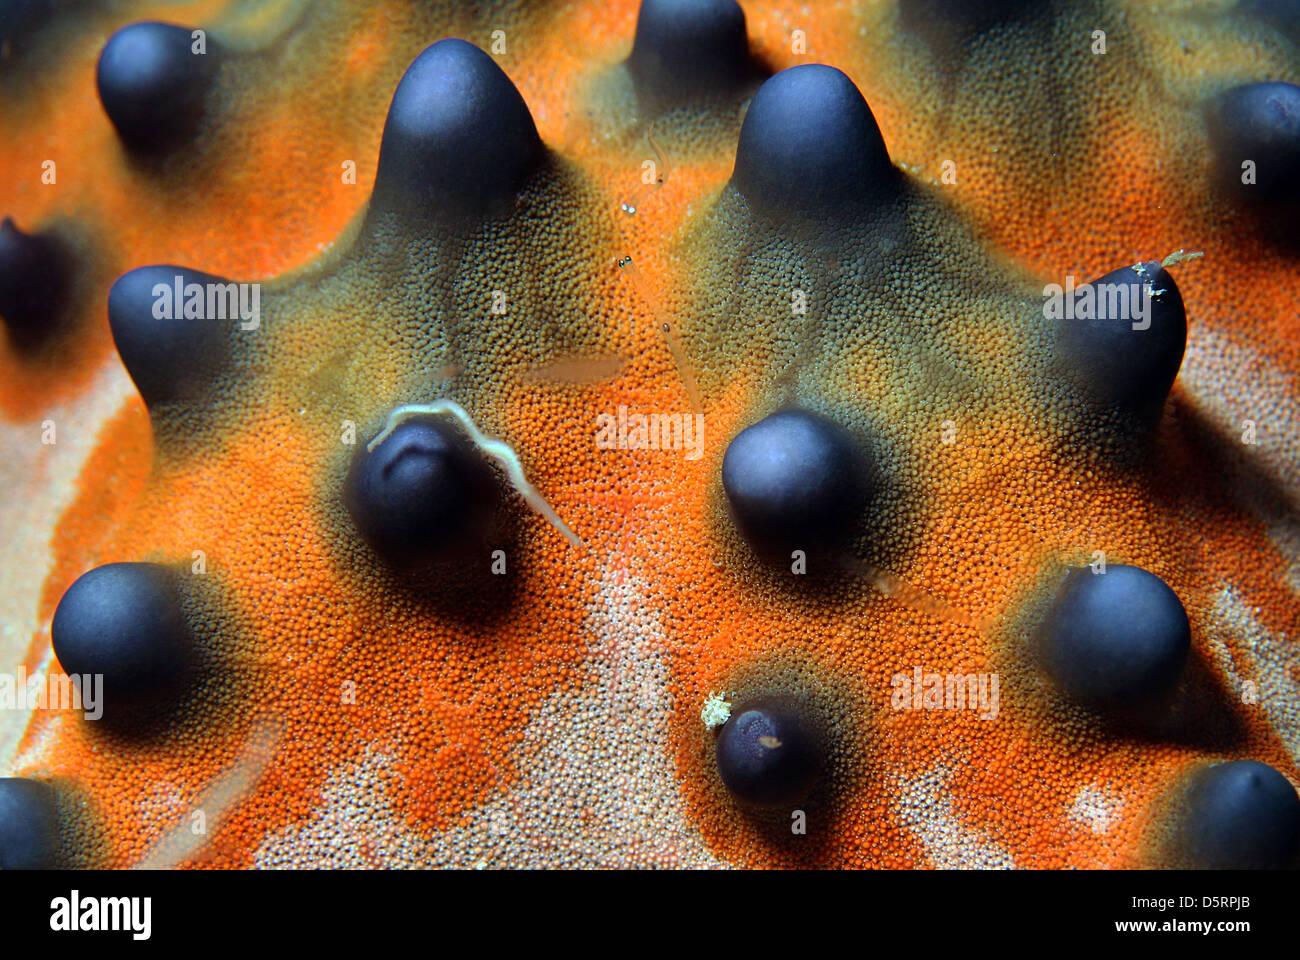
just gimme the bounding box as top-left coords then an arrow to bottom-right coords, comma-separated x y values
367,399 -> 584,550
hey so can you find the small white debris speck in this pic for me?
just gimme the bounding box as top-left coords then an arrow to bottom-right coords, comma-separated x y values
701,692 -> 732,730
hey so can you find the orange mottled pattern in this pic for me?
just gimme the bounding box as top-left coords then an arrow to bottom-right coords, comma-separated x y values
1,0 -> 1298,869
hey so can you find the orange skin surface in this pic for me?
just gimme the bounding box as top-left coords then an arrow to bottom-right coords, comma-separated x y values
1,0 -> 1298,868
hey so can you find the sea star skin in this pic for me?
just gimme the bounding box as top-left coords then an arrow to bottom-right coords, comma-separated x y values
0,0 -> 1299,870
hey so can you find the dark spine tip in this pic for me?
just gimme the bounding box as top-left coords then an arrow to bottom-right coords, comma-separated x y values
715,697 -> 825,807
107,264 -> 238,410
1176,760 -> 1300,869
1054,261 -> 1187,413
369,38 -> 543,225
0,0 -> 56,51
1240,0 -> 1300,47
0,778 -> 59,869
1038,564 -> 1191,709
50,562 -> 195,709
344,414 -> 501,569
898,0 -> 1038,41
721,407 -> 871,563
730,64 -> 895,220
1209,81 -> 1300,214
95,21 -> 219,155
0,216 -> 72,345
626,0 -> 754,105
